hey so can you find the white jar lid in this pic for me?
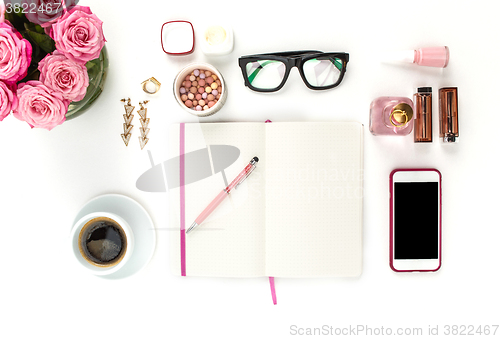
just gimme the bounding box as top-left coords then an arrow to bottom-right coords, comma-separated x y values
201,25 -> 234,56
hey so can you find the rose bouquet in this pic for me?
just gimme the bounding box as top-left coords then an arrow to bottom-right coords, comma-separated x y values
0,1 -> 105,130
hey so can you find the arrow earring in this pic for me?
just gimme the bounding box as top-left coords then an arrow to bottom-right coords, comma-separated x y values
138,100 -> 150,150
121,98 -> 134,146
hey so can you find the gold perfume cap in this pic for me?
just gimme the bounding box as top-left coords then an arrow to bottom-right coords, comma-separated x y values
390,103 -> 414,127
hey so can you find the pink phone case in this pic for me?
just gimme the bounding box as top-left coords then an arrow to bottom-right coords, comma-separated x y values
389,168 -> 442,272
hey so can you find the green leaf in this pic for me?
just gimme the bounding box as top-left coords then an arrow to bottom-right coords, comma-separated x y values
34,25 -> 45,34
24,22 -> 36,31
85,59 -> 100,74
25,30 -> 56,54
4,11 -> 29,33
85,82 -> 98,99
86,60 -> 98,71
25,68 -> 41,82
23,22 -> 44,34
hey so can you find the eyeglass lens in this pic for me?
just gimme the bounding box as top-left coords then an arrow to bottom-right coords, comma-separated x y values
245,60 -> 286,90
302,57 -> 343,88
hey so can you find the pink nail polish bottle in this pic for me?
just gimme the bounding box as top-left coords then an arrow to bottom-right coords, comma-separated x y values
386,46 -> 450,68
369,97 -> 414,136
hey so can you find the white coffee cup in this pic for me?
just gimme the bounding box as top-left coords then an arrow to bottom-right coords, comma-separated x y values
70,212 -> 134,276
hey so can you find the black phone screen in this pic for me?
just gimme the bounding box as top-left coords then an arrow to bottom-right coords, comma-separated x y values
394,182 -> 439,259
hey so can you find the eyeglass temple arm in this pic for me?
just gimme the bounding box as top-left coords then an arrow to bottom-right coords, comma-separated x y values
330,57 -> 344,71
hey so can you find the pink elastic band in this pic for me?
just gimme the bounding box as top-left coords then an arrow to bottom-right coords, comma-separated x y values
180,123 -> 186,276
269,277 -> 277,305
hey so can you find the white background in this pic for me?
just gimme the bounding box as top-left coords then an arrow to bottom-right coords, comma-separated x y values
1,0 -> 499,338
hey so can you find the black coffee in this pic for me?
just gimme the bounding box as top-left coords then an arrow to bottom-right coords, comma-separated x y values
79,217 -> 127,266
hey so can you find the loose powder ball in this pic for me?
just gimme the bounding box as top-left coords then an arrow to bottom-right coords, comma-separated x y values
180,69 -> 222,111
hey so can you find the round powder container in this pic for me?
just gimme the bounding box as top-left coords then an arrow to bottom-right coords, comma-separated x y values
174,63 -> 227,117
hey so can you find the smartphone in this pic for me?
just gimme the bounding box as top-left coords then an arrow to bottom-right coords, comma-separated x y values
390,169 -> 442,272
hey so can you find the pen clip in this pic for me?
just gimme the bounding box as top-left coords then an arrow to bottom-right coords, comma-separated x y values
235,165 -> 256,190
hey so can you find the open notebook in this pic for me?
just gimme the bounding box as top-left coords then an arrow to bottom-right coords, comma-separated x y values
169,122 -> 363,278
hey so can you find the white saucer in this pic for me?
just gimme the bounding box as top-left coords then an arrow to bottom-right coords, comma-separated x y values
71,194 -> 156,279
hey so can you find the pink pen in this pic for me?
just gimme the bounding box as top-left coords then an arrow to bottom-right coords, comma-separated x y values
186,157 -> 259,234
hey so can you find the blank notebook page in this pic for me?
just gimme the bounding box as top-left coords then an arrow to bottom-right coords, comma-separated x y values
264,122 -> 363,277
169,123 -> 267,277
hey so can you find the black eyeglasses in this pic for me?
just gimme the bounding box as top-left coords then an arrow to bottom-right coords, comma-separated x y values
238,50 -> 349,92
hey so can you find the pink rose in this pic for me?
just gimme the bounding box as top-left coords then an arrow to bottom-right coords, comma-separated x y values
23,0 -> 78,36
51,6 -> 105,64
0,22 -> 33,83
13,81 -> 69,130
0,80 -> 18,121
24,0 -> 74,27
39,51 -> 89,101
1,4 -> 5,23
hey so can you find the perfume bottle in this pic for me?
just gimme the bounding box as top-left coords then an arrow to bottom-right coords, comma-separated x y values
369,97 -> 414,136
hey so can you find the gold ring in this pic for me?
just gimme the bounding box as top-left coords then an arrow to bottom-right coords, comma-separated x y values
141,77 -> 161,94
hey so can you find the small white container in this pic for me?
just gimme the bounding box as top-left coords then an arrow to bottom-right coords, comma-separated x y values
201,25 -> 234,56
161,20 -> 195,55
173,63 -> 227,117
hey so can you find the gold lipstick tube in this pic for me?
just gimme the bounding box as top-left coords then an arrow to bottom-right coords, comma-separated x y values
414,87 -> 433,142
439,87 -> 459,143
